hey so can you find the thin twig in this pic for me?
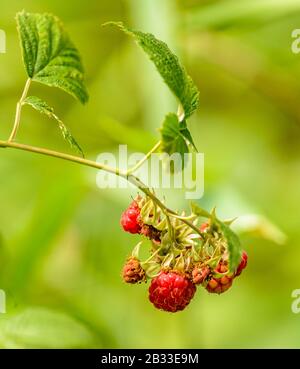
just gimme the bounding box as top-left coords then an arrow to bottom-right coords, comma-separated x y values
8,79 -> 31,142
126,140 -> 162,175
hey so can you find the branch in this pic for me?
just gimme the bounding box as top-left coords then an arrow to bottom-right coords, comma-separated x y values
0,139 -> 202,236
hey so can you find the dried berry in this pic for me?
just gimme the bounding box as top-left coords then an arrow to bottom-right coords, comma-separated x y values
122,257 -> 145,284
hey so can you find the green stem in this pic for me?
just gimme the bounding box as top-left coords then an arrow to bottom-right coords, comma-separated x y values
8,79 -> 31,142
0,140 -> 120,175
126,140 -> 162,175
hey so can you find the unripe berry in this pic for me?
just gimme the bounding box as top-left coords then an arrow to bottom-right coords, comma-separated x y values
215,259 -> 229,273
206,275 -> 233,294
206,259 -> 233,294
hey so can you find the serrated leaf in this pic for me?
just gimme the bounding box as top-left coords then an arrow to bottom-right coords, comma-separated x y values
23,96 -> 84,157
161,113 -> 188,155
179,120 -> 198,151
107,22 -> 199,119
0,307 -> 97,348
161,113 -> 197,170
17,11 -> 88,104
23,96 -> 57,119
58,123 -> 85,158
218,220 -> 242,272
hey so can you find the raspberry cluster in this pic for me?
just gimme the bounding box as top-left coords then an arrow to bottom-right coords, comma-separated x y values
120,196 -> 248,313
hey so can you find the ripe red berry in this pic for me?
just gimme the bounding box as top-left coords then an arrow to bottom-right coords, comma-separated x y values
192,265 -> 210,285
122,257 -> 145,284
149,272 -> 196,312
235,251 -> 248,277
120,201 -> 141,234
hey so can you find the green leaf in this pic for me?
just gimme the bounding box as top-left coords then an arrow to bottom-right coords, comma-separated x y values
0,307 -> 97,348
217,220 -> 242,272
179,120 -> 198,151
16,11 -> 88,104
23,96 -> 84,157
160,113 -> 191,170
106,22 -> 199,119
23,96 -> 59,120
160,114 -> 197,155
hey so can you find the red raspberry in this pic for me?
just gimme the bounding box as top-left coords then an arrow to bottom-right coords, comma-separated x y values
192,265 -> 210,285
122,257 -> 145,284
206,275 -> 233,294
149,272 -> 196,312
235,251 -> 248,277
120,201 -> 141,234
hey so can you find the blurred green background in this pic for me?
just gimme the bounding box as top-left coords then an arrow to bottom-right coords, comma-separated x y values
0,0 -> 300,348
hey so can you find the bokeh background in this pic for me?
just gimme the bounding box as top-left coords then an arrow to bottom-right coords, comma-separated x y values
0,0 -> 300,348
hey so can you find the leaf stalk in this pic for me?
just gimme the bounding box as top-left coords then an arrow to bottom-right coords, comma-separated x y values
8,78 -> 31,142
